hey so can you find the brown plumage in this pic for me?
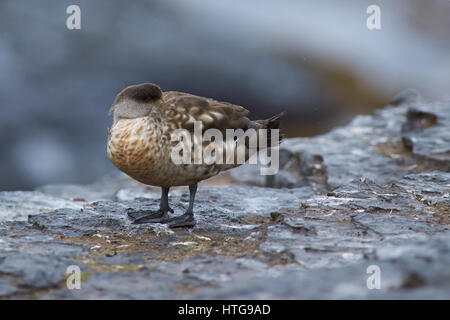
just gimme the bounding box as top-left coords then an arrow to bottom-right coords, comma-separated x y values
107,83 -> 283,227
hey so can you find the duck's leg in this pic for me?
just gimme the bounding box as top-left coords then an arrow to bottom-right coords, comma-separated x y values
127,186 -> 173,223
164,183 -> 197,228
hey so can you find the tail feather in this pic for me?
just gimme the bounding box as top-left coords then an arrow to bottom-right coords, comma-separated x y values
227,112 -> 285,165
256,112 -> 285,147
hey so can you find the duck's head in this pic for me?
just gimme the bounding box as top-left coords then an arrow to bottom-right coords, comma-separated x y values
109,83 -> 163,124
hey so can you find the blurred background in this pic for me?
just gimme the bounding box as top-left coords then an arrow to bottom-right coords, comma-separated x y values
1,0 -> 449,190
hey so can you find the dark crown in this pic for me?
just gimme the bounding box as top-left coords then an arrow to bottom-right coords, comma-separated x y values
115,83 -> 162,104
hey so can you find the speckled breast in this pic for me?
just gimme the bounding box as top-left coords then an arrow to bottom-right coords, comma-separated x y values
107,117 -> 171,186
107,116 -> 235,187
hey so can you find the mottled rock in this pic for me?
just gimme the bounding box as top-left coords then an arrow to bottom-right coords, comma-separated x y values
0,93 -> 449,299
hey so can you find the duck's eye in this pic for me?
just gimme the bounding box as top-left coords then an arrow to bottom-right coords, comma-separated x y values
145,97 -> 153,102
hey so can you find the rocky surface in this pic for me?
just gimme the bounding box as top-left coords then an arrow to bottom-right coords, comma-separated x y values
0,91 -> 449,299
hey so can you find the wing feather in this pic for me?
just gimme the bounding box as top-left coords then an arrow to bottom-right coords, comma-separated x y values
161,91 -> 251,132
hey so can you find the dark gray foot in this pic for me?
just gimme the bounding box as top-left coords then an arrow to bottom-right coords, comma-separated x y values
127,207 -> 172,224
127,184 -> 197,228
129,211 -> 195,228
162,183 -> 197,228
164,213 -> 195,228
128,186 -> 174,224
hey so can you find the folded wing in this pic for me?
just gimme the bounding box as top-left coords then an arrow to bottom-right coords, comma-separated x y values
161,91 -> 253,132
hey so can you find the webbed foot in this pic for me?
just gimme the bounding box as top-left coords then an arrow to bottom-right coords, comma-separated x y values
127,207 -> 173,224
164,212 -> 195,228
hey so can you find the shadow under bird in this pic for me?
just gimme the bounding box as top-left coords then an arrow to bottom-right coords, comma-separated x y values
107,83 -> 283,228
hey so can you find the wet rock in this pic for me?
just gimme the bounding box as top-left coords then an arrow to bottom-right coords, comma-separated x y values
0,93 -> 449,299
